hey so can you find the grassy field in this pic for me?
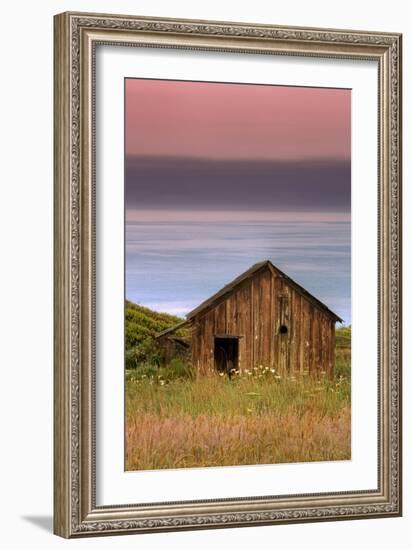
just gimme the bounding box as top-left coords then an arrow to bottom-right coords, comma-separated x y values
125,325 -> 351,471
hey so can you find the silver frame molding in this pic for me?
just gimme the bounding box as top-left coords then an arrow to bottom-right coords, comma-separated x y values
53,11 -> 402,538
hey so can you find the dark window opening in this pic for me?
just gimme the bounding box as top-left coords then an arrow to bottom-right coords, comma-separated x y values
214,337 -> 239,377
279,324 -> 288,334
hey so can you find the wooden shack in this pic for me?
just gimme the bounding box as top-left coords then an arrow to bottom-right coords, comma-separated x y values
157,260 -> 342,377
156,332 -> 191,367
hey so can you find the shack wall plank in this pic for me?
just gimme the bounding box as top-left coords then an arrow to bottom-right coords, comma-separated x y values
260,270 -> 272,369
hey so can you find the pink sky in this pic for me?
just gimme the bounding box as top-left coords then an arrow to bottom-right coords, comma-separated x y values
125,79 -> 351,161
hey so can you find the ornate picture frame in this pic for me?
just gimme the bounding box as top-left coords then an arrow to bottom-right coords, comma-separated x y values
53,11 -> 402,538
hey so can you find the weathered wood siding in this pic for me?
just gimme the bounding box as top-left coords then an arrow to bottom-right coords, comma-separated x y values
191,266 -> 336,377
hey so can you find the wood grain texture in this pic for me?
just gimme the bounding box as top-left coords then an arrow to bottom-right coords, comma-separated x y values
189,263 -> 338,378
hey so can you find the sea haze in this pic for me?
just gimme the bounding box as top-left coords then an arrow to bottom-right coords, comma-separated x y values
125,219 -> 351,325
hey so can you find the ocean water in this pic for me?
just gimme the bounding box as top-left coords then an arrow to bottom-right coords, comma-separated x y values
125,220 -> 351,325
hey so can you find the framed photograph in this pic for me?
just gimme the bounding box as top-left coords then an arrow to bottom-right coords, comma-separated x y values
53,12 -> 402,537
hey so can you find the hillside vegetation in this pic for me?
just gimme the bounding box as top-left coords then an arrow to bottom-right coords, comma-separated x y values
125,300 -> 187,369
335,325 -> 351,379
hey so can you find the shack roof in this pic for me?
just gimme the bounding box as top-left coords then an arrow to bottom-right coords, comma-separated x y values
186,260 -> 343,323
155,320 -> 190,339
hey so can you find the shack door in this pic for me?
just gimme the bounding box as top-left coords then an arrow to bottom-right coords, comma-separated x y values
214,337 -> 239,376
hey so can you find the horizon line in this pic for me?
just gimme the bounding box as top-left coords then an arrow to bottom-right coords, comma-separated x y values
125,210 -> 351,223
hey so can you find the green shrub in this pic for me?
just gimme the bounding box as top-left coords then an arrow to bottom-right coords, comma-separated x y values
335,357 -> 351,379
125,300 -> 189,368
335,325 -> 351,380
166,358 -> 195,381
125,348 -> 139,370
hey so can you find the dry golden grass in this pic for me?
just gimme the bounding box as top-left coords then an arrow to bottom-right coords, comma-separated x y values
125,371 -> 351,470
126,408 -> 350,470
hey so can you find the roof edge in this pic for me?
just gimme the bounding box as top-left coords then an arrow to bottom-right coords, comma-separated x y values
266,262 -> 343,323
186,260 -> 343,323
155,319 -> 191,339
